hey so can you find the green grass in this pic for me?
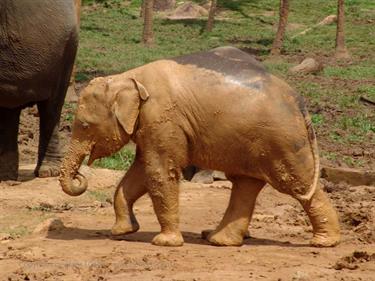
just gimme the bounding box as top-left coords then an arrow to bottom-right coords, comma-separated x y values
87,190 -> 112,203
76,0 -> 375,169
92,147 -> 135,170
2,226 -> 30,239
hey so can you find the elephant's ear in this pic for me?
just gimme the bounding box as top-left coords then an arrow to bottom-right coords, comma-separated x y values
131,78 -> 150,101
113,79 -> 149,135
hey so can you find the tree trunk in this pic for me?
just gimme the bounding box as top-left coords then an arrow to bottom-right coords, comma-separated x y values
142,0 -> 154,46
206,0 -> 217,32
270,0 -> 289,56
335,0 -> 350,59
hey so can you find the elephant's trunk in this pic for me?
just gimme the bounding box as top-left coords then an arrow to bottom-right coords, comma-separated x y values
59,139 -> 92,196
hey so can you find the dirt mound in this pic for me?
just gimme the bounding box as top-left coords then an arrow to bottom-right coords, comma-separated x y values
167,1 -> 208,20
334,251 -> 375,270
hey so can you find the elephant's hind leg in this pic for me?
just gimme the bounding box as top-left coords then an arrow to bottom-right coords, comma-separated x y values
207,177 -> 265,246
269,153 -> 340,247
298,183 -> 340,247
112,159 -> 147,236
0,108 -> 21,181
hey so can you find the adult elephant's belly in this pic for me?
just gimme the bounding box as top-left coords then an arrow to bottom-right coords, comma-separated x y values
0,82 -> 49,108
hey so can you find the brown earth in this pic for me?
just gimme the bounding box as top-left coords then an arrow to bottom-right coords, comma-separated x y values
0,164 -> 374,281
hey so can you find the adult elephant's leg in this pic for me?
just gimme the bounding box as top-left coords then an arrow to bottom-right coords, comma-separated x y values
36,37 -> 77,178
0,108 -> 21,181
35,99 -> 65,177
206,177 -> 265,246
112,158 -> 148,235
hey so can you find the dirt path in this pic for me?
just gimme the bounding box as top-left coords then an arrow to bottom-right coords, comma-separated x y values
0,166 -> 374,281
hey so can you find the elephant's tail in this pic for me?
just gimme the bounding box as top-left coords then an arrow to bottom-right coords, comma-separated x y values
295,109 -> 320,202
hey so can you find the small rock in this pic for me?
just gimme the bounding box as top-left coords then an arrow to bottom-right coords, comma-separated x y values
167,1 -> 208,19
321,166 -> 375,186
317,15 -> 337,26
33,218 -> 65,235
212,170 -> 227,181
292,271 -> 310,281
191,170 -> 214,184
289,58 -> 323,74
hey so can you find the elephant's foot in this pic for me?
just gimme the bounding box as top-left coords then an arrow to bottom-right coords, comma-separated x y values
202,229 -> 250,240
111,219 -> 139,236
206,227 -> 245,246
310,232 -> 340,247
36,162 -> 61,178
300,186 -> 341,247
152,231 -> 184,247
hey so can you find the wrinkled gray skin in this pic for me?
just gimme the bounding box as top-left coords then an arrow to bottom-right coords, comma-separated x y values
0,0 -> 78,180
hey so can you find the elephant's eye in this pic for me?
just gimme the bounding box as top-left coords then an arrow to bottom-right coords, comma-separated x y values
82,122 -> 89,129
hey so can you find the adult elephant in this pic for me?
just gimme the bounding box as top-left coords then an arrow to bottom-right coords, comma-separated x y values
0,0 -> 79,180
59,47 -> 340,248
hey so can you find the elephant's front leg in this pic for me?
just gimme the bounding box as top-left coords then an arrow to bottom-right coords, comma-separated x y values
207,177 -> 265,246
144,153 -> 183,247
112,158 -> 147,235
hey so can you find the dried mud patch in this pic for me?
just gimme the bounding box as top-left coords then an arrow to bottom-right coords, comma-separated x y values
334,251 -> 375,270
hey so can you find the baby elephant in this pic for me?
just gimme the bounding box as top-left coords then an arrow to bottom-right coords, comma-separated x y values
59,47 -> 340,247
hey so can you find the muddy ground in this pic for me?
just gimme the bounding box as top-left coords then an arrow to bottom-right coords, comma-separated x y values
0,166 -> 374,281
0,98 -> 373,280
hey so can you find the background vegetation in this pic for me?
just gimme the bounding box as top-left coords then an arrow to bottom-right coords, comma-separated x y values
75,0 -> 375,170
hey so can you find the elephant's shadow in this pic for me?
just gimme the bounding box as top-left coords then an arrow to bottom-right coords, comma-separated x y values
46,225 -> 309,248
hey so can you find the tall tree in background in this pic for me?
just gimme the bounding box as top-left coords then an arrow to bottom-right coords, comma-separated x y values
206,0 -> 217,32
335,0 -> 350,59
270,0 -> 289,55
142,0 -> 154,46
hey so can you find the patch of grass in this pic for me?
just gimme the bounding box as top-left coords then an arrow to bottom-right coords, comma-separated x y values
63,103 -> 77,122
311,113 -> 324,126
87,190 -> 112,203
323,65 -> 375,80
2,226 -> 30,239
357,85 -> 375,100
338,115 -> 375,134
93,147 -> 135,170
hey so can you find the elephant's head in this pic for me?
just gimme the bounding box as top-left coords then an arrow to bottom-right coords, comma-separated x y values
59,76 -> 149,196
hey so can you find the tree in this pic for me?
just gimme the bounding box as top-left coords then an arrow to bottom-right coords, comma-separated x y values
206,0 -> 217,32
142,0 -> 154,46
335,0 -> 350,59
270,0 -> 289,56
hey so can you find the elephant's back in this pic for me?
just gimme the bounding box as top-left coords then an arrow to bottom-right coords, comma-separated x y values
171,46 -> 269,92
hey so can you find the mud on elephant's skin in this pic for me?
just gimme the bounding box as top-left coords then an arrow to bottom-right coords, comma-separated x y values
59,46 -> 340,247
0,0 -> 79,180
